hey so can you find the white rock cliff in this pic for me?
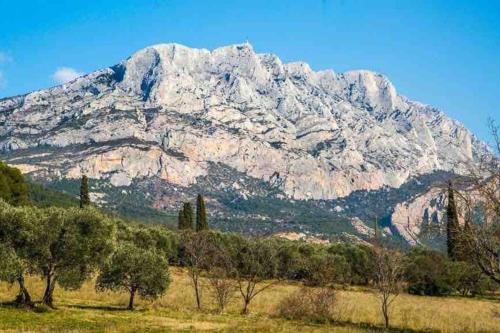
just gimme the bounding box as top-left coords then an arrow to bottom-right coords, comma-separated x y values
0,43 -> 489,241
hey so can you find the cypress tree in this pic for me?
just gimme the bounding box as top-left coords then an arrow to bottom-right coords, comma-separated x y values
196,194 -> 208,231
178,208 -> 186,230
446,181 -> 460,260
80,175 -> 91,208
459,207 -> 474,262
182,202 -> 193,230
374,217 -> 380,240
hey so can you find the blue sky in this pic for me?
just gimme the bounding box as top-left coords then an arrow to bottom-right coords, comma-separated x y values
0,0 -> 498,142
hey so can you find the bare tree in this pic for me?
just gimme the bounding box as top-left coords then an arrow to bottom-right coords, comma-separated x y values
205,244 -> 236,313
234,239 -> 279,315
207,268 -> 236,313
372,246 -> 404,329
451,119 -> 500,282
183,231 -> 213,310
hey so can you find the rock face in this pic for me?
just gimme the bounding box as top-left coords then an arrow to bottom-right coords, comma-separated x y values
0,43 -> 487,241
391,187 -> 447,245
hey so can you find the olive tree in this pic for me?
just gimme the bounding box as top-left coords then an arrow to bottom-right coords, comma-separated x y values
0,243 -> 33,306
29,207 -> 115,307
96,242 -> 171,310
0,201 -> 36,306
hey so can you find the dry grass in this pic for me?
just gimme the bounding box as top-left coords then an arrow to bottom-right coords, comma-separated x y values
0,268 -> 498,332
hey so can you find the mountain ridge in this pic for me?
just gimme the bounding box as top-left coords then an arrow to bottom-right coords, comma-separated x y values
0,42 -> 488,243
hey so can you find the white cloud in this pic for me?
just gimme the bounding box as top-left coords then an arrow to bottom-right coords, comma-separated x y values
51,67 -> 84,84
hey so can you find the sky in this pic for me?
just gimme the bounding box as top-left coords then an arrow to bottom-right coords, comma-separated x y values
0,0 -> 498,142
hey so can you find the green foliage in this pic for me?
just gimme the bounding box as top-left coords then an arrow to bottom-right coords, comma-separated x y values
27,182 -> 79,208
0,162 -> 29,206
446,182 -> 460,260
178,202 -> 193,230
80,175 -> 91,208
445,261 -> 497,296
404,247 -> 496,296
233,238 -> 279,281
327,243 -> 375,285
96,242 -> 171,310
0,243 -> 21,285
405,248 -> 454,296
301,253 -> 348,287
178,209 -> 186,230
196,194 -> 208,231
184,202 -> 194,229
117,222 -> 179,262
25,207 -> 115,306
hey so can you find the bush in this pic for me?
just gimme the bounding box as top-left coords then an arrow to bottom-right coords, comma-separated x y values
447,261 -> 498,296
277,287 -> 336,323
404,247 -> 496,296
405,248 -> 455,296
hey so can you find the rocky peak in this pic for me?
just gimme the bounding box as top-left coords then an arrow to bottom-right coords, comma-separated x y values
0,42 -> 488,204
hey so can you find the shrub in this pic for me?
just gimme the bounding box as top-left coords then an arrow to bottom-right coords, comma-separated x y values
277,287 -> 336,323
405,248 -> 455,296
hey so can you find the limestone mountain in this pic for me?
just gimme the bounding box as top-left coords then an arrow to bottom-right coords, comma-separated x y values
0,43 -> 487,242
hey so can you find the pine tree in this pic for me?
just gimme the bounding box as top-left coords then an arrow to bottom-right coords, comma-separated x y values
446,181 -> 460,260
182,202 -> 193,230
196,194 -> 208,231
80,175 -> 91,208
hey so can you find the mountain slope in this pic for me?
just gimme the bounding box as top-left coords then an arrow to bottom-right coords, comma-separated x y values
0,43 -> 487,242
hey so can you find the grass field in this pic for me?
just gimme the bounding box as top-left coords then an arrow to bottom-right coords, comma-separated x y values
0,268 -> 498,333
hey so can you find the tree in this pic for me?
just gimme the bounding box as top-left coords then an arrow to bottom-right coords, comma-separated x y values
181,202 -> 193,230
0,201 -> 35,306
0,162 -> 29,206
404,247 -> 455,296
178,208 -> 186,230
446,181 -> 460,261
301,252 -> 348,287
80,175 -> 91,208
182,231 -> 214,310
206,244 -> 236,313
234,239 -> 279,315
29,207 -> 114,307
127,224 -> 179,262
451,119 -> 499,283
0,243 -> 33,307
374,217 -> 381,240
196,194 -> 208,231
373,246 -> 404,329
96,242 -> 170,310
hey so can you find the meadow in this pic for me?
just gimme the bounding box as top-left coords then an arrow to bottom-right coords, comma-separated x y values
0,268 -> 498,333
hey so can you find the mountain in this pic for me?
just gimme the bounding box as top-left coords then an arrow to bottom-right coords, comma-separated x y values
0,43 -> 487,242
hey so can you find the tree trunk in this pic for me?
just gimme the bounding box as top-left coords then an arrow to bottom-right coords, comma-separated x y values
241,297 -> 250,315
194,280 -> 202,310
42,272 -> 57,308
382,301 -> 390,328
128,286 -> 136,310
191,275 -> 202,310
15,275 -> 33,307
